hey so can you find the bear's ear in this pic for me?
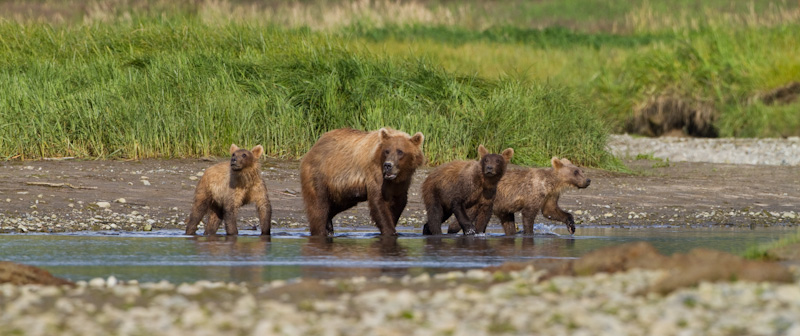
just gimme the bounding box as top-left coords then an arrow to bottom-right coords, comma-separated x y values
560,158 -> 572,165
501,148 -> 514,162
477,145 -> 489,158
379,128 -> 391,141
551,156 -> 563,169
410,132 -> 424,147
251,145 -> 264,158
230,144 -> 240,154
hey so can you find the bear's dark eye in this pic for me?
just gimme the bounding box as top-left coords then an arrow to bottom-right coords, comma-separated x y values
242,154 -> 247,158
396,149 -> 404,157
573,169 -> 579,176
384,149 -> 390,155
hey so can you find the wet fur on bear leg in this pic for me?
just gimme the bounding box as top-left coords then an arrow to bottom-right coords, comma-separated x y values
185,144 -> 272,236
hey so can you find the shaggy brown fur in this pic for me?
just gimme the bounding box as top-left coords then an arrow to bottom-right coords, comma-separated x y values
422,145 -> 514,235
300,128 -> 425,236
185,144 -> 272,236
628,95 -> 718,137
450,157 -> 590,235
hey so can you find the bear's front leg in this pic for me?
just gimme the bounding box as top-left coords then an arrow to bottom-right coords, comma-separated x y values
451,200 -> 476,235
521,208 -> 538,235
543,197 -> 575,234
223,205 -> 240,235
368,187 -> 397,236
472,201 -> 494,234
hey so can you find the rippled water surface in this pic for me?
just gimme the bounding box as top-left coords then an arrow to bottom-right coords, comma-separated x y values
0,226 -> 793,284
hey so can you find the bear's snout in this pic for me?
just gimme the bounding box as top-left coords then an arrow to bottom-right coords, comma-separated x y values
383,162 -> 398,180
581,179 -> 591,188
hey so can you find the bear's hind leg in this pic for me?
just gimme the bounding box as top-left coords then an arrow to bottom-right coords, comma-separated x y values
422,204 -> 446,235
498,212 -> 517,235
185,198 -> 211,235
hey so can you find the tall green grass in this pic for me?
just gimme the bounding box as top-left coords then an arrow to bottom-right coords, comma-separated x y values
0,17 -> 619,169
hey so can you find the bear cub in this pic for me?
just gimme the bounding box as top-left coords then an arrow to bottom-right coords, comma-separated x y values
185,144 -> 272,236
449,156 -> 590,235
422,145 -> 514,235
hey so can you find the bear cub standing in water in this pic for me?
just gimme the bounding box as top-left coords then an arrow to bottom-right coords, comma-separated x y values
422,145 -> 514,235
185,144 -> 272,236
449,156 -> 590,235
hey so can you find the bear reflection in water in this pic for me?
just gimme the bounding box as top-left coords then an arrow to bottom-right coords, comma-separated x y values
190,235 -> 271,283
298,236 -> 576,279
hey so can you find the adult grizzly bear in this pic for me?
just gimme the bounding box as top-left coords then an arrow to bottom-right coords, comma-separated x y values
185,144 -> 272,236
300,128 -> 425,236
448,157 -> 590,235
422,145 -> 514,235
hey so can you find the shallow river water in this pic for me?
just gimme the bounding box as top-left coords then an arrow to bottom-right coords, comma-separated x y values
0,226 -> 793,284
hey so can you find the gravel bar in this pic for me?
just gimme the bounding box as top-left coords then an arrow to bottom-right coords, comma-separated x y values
2,268 -> 800,336
608,134 -> 800,166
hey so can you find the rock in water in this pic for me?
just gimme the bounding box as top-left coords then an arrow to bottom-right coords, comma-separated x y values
0,261 -> 73,286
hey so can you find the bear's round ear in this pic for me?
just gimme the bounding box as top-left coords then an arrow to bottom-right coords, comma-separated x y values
410,132 -> 424,147
477,145 -> 489,158
551,156 -> 563,169
560,158 -> 573,165
251,145 -> 264,158
379,128 -> 391,141
502,148 -> 514,162
230,144 -> 240,154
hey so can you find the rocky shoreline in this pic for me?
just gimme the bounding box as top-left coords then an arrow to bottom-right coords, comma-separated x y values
2,264 -> 799,335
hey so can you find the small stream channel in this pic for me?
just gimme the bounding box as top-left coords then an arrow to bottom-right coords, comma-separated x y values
0,226 -> 793,284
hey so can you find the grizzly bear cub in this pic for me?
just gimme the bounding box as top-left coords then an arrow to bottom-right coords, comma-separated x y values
300,128 -> 425,236
185,144 -> 272,236
448,156 -> 590,235
422,145 -> 514,235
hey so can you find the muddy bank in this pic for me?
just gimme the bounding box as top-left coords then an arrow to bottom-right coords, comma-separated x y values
1,157 -> 799,234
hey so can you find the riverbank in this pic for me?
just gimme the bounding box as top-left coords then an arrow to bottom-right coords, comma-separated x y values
1,136 -> 799,235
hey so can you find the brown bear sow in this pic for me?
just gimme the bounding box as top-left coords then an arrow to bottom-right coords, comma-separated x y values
422,145 -> 514,235
449,156 -> 590,235
300,128 -> 425,236
185,144 -> 272,236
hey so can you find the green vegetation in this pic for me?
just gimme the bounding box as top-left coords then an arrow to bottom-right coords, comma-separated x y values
0,17 -> 618,168
744,228 -> 800,260
1,0 -> 799,167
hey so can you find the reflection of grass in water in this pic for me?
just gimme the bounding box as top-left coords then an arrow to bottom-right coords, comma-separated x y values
744,229 -> 800,260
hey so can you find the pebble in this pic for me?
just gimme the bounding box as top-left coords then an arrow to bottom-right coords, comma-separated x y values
96,202 -> 111,208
